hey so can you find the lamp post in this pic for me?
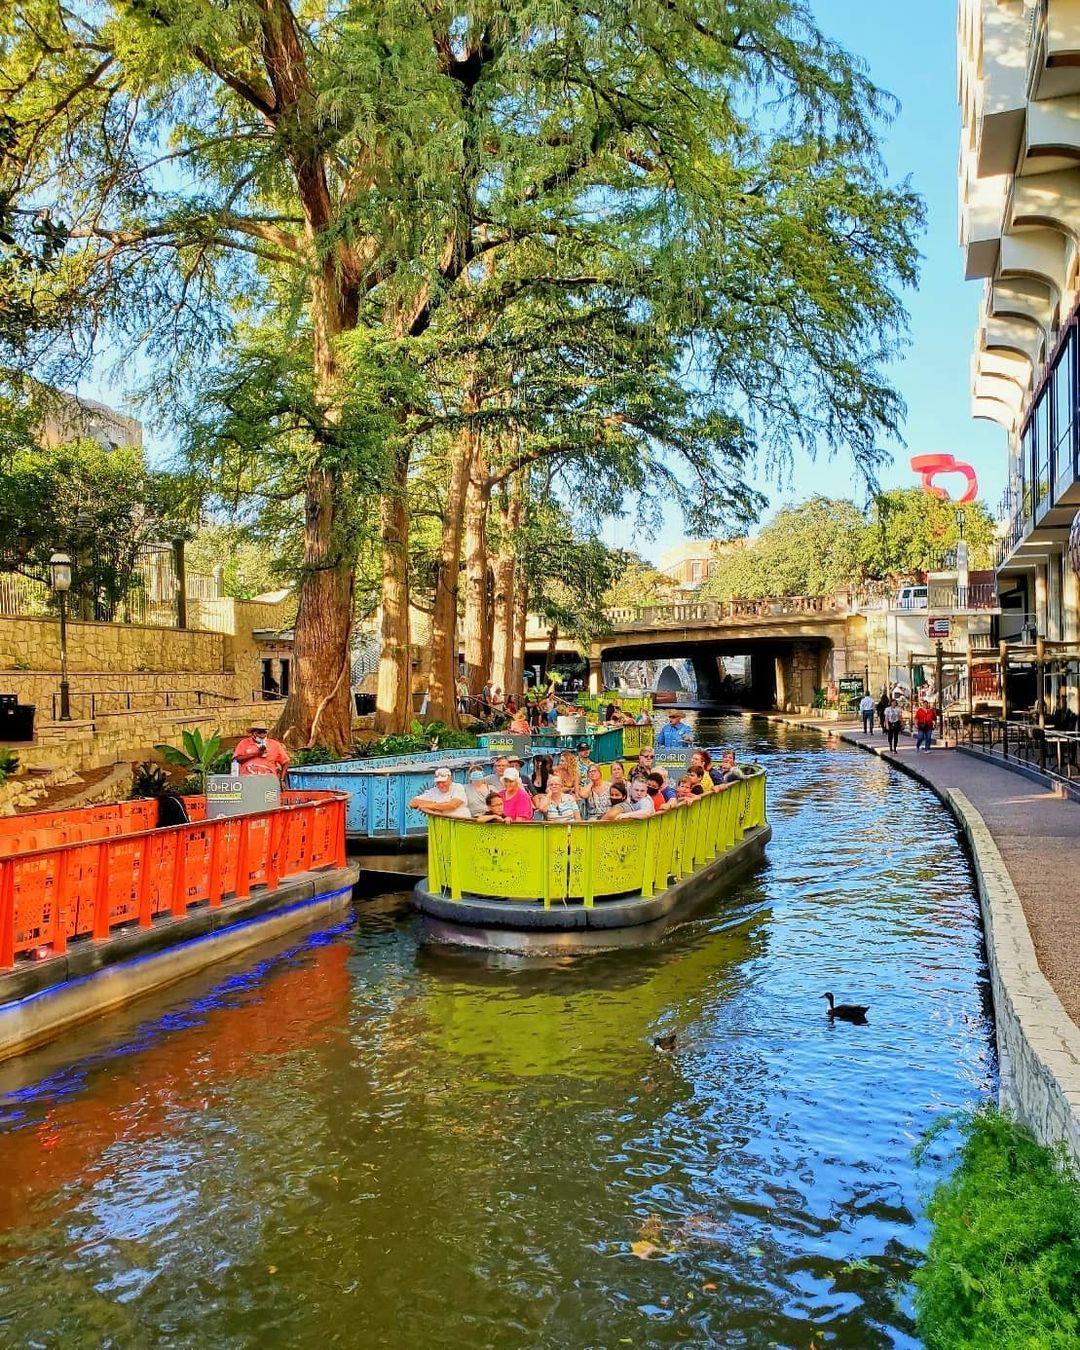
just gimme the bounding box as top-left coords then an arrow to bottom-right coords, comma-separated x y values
49,552 -> 72,721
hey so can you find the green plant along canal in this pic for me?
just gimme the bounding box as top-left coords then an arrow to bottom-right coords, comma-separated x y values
0,723 -> 993,1347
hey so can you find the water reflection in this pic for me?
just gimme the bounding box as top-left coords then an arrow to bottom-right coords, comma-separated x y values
0,721 -> 994,1348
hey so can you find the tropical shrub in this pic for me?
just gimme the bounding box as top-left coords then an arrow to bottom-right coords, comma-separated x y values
131,761 -> 169,798
153,728 -> 223,793
913,1106 -> 1080,1348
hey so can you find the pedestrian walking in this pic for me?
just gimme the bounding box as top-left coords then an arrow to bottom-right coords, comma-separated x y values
859,691 -> 876,735
884,698 -> 903,752
876,688 -> 889,733
914,700 -> 936,752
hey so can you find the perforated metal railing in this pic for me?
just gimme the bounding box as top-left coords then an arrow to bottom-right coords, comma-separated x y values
0,790 -> 348,967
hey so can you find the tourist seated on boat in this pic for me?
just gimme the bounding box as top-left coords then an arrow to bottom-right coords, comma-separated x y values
655,709 -> 694,748
608,759 -> 628,791
603,701 -> 621,724
410,767 -> 472,819
647,769 -> 677,810
558,749 -> 582,793
499,766 -> 536,821
508,710 -> 531,735
578,763 -> 611,818
623,778 -> 656,815
464,767 -> 491,816
674,776 -> 696,803
576,740 -> 593,773
685,764 -> 712,794
526,753 -> 552,796
475,791 -> 505,823
486,756 -> 510,790
539,772 -> 581,821
634,709 -> 650,725
717,749 -> 739,783
629,747 -> 656,782
690,749 -> 724,787
600,781 -> 630,819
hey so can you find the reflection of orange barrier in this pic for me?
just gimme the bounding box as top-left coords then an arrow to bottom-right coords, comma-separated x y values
0,792 -> 349,968
0,940 -> 352,1235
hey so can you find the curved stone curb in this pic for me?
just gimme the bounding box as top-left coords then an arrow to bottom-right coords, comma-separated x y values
947,789 -> 1080,1156
763,712 -> 1080,1156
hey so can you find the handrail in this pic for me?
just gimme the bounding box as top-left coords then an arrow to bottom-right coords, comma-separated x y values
0,790 -> 349,967
48,687 -> 242,723
426,770 -> 767,907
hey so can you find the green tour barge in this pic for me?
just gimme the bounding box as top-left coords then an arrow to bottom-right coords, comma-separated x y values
414,766 -> 770,953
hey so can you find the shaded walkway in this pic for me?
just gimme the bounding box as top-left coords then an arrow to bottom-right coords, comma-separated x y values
807,719 -> 1080,1032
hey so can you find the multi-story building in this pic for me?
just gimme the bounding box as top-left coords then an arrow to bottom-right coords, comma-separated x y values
656,541 -> 729,590
959,0 -> 1080,699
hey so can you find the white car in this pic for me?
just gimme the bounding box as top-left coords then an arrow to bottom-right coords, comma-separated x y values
895,585 -> 928,610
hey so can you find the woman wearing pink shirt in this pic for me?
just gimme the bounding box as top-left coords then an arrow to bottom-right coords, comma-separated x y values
499,767 -> 535,821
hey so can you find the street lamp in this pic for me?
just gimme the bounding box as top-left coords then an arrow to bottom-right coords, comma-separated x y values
49,551 -> 72,721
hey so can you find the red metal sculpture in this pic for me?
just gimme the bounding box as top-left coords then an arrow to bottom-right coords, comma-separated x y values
909,453 -> 979,504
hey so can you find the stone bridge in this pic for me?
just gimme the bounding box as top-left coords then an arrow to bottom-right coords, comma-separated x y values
527,596 -> 870,709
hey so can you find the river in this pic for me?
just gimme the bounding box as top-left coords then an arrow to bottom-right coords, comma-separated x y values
0,720 -> 994,1348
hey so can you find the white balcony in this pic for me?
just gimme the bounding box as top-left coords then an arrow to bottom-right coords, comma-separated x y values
961,171 -> 1010,277
1031,0 -> 1080,102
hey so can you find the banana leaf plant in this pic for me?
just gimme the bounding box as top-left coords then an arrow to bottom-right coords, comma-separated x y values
154,728 -> 223,794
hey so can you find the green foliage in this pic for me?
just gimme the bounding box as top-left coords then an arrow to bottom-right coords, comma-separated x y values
701,491 -> 999,600
703,497 -> 869,599
359,720 -> 477,758
184,523 -> 288,600
154,728 -> 223,793
913,1106 -> 1080,1349
0,396 -> 198,618
130,761 -> 169,798
290,745 -> 342,768
0,748 -> 20,783
861,489 -> 996,577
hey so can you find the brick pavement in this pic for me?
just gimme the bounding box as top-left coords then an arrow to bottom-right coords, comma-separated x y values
825,721 -> 1080,1030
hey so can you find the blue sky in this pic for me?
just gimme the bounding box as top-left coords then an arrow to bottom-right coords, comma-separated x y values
793,0 -> 1003,501
634,0 -> 1007,556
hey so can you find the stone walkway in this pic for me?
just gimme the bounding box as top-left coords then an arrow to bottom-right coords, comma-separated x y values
808,719 -> 1080,1031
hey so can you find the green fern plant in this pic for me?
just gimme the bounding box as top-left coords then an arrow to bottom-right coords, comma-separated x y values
154,728 -> 223,794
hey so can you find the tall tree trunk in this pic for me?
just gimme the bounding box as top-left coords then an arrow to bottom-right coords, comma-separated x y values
491,478 -> 523,694
375,446 -> 413,733
427,421 -> 479,725
462,447 -> 492,695
276,257 -> 358,754
277,467 -> 356,752
511,573 -> 528,695
546,624 -> 559,675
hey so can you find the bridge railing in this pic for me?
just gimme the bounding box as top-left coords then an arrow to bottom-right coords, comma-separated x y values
605,596 -> 848,630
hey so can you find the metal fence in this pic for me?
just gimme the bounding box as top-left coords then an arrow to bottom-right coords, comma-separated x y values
0,546 -> 217,626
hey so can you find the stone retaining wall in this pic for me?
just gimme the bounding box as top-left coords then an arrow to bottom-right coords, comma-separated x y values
947,789 -> 1080,1157
0,614 -> 229,675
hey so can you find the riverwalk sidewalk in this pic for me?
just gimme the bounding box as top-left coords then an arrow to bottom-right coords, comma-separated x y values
798,719 -> 1080,1032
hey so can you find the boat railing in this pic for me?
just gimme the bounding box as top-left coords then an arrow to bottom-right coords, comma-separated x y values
427,769 -> 767,908
0,790 -> 349,967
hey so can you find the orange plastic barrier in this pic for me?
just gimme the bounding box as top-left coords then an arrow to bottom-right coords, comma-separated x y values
0,792 -> 349,967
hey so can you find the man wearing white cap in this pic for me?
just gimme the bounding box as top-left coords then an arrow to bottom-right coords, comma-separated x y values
409,767 -> 471,819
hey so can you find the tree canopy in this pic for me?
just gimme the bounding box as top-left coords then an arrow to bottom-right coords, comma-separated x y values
2,0 -> 924,742
700,491 -> 998,600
